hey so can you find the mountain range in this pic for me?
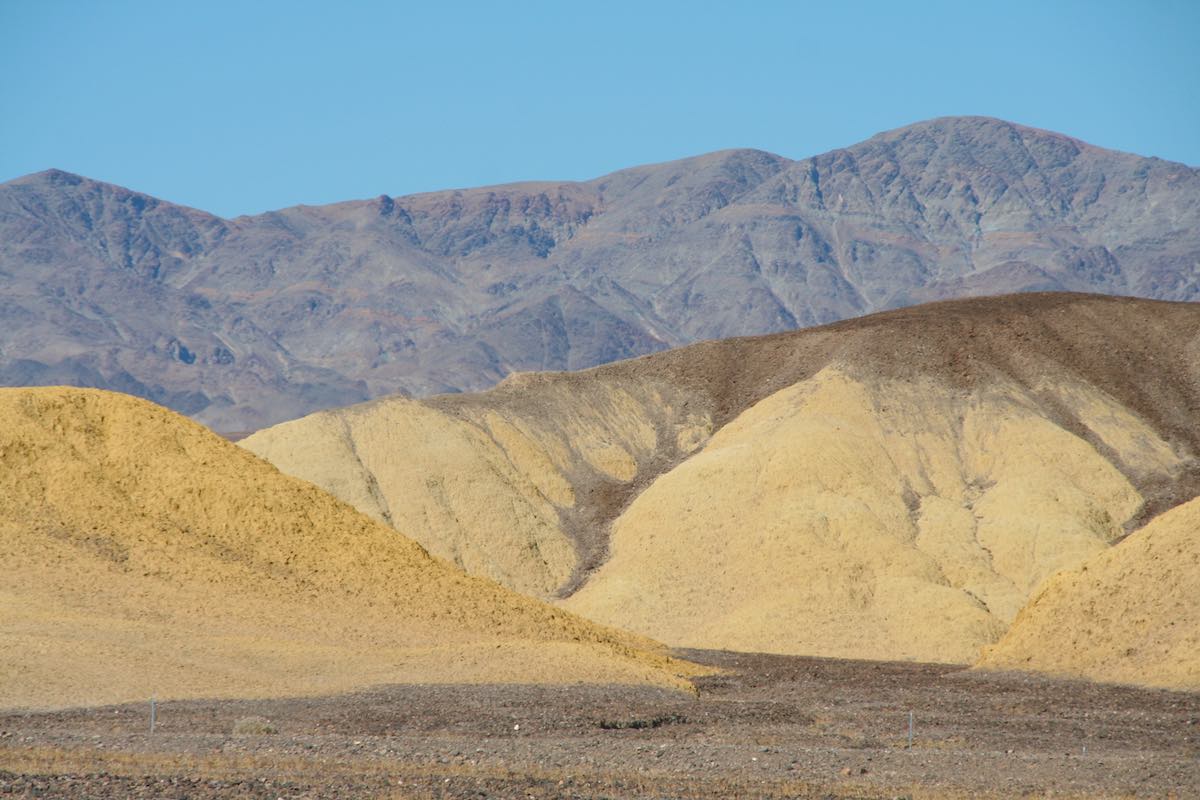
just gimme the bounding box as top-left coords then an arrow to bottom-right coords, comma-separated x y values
3,116 -> 1198,431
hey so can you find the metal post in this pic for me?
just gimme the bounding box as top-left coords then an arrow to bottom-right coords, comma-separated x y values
907,711 -> 913,749
150,698 -> 157,735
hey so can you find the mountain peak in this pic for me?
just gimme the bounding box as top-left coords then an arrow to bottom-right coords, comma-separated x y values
6,168 -> 89,188
860,115 -> 1198,170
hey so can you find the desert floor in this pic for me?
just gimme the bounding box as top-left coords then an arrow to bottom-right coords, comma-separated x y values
2,650 -> 1197,799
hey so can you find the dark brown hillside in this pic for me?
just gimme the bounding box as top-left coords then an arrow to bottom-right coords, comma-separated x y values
441,291 -> 1200,513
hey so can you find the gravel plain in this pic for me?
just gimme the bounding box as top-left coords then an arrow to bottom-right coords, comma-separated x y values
2,650 -> 1197,798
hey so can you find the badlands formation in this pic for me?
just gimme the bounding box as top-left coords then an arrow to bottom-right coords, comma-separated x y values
979,494 -> 1200,689
0,388 -> 696,710
245,292 -> 1200,686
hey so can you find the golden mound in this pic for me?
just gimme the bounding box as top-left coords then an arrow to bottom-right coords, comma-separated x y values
977,496 -> 1200,690
243,376 -> 710,598
564,366 -> 1179,663
0,388 -> 699,710
243,293 -> 1200,665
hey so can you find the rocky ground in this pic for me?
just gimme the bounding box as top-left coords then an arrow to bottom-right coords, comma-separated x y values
1,650 -> 1197,799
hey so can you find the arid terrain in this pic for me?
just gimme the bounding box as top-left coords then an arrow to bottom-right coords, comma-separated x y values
244,292 -> 1200,685
2,650 -> 1197,799
980,494 -> 1200,688
6,6 -> 1198,797
0,387 -> 697,710
3,117 -> 1198,430
2,295 -> 1198,797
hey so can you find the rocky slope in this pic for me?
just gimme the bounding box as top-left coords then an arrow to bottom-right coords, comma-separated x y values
0,388 -> 697,710
243,293 -> 1200,668
3,117 -> 1198,430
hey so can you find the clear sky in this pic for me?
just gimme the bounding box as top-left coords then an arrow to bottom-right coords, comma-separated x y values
2,0 -> 1197,218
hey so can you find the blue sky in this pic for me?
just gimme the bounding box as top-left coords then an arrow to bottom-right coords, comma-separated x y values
2,1 -> 1197,217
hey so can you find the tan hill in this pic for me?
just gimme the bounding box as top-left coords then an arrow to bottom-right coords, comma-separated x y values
4,117 -> 1199,432
242,370 -> 708,597
0,388 -> 698,711
244,293 -> 1200,665
976,495 -> 1200,690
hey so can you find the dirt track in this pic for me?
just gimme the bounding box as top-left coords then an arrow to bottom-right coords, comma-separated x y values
1,650 -> 1197,798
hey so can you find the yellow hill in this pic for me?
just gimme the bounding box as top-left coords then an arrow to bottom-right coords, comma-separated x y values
564,366 -> 1179,663
976,496 -> 1200,690
243,373 -> 710,597
0,388 -> 698,710
242,293 -> 1200,666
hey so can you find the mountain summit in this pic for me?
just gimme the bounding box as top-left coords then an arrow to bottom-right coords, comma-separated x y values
2,117 -> 1197,430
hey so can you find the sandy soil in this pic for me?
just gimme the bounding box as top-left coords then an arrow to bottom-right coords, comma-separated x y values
0,388 -> 695,709
981,495 -> 1200,688
2,650 -> 1196,799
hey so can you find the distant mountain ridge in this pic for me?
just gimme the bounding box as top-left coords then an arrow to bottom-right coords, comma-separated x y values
2,116 -> 1198,430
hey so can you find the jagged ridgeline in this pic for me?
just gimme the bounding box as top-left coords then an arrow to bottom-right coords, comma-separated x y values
3,117 -> 1198,431
244,293 -> 1200,688
0,388 -> 701,710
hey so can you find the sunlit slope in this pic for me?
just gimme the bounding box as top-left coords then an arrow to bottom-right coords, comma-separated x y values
977,496 -> 1200,690
0,388 -> 698,710
243,375 -> 713,597
244,293 -> 1200,663
563,366 -> 1183,663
